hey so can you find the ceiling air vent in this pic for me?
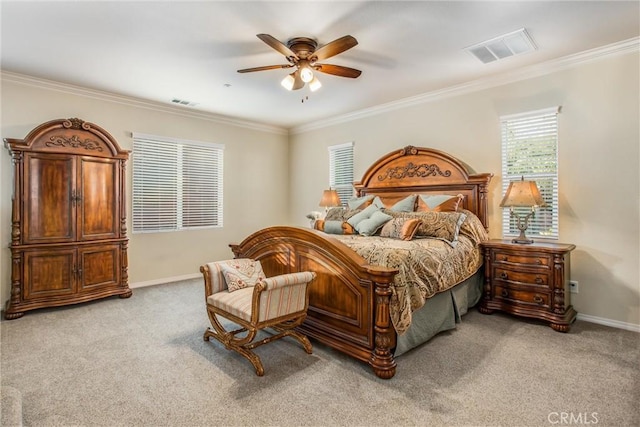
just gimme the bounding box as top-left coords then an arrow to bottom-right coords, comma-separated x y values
170,98 -> 198,107
465,28 -> 537,64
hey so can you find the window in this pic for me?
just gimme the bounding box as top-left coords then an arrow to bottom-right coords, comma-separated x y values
329,142 -> 354,206
501,107 -> 560,240
132,133 -> 224,233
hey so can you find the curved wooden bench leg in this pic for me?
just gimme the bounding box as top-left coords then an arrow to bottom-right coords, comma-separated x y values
282,329 -> 313,354
234,346 -> 265,377
204,309 -> 266,375
271,316 -> 313,354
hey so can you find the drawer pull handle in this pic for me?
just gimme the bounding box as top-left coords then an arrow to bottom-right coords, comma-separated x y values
500,256 -> 508,261
535,277 -> 543,284
536,259 -> 542,265
501,289 -> 509,298
533,295 -> 544,304
500,272 -> 508,279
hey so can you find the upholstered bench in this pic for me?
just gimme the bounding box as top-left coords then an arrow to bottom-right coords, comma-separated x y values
200,259 -> 316,376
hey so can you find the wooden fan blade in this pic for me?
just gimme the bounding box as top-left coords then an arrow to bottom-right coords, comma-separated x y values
257,34 -> 297,59
237,64 -> 293,73
312,35 -> 358,61
314,64 -> 362,78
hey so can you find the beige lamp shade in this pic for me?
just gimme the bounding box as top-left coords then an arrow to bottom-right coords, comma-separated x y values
500,178 -> 546,208
319,189 -> 342,208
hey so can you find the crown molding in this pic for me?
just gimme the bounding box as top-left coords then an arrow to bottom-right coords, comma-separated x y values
3,37 -> 637,136
290,37 -> 639,135
0,71 -> 288,136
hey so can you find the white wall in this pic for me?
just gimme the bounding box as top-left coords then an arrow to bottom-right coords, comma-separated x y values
2,50 -> 638,330
0,76 -> 289,305
289,52 -> 640,328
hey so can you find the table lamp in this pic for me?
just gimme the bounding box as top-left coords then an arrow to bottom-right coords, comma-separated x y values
319,189 -> 342,212
500,177 -> 546,244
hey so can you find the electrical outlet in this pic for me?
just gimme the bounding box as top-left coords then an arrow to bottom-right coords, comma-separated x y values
569,280 -> 579,294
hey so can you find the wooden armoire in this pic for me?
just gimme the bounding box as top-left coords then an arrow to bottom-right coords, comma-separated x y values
4,118 -> 131,319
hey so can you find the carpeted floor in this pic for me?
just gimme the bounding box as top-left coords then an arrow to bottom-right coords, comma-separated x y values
1,278 -> 638,427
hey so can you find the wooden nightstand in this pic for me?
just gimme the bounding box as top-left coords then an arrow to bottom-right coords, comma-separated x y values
479,239 -> 577,332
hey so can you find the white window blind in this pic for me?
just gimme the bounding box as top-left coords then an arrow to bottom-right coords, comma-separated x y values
501,107 -> 560,240
132,133 -> 224,233
329,142 -> 354,206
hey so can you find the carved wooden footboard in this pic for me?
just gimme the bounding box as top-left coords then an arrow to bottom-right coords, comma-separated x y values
231,146 -> 492,379
230,226 -> 399,379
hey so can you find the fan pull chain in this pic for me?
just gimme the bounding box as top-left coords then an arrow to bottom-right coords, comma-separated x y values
301,96 -> 309,103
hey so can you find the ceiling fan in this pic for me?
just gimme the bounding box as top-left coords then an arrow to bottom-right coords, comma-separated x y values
237,34 -> 362,91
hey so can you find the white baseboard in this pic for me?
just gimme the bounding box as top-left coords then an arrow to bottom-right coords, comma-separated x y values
577,313 -> 640,333
129,273 -> 201,289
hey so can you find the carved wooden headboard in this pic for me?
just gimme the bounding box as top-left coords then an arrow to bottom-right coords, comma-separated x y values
353,145 -> 493,229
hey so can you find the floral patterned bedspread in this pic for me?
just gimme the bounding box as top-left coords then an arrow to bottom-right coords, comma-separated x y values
331,214 -> 486,335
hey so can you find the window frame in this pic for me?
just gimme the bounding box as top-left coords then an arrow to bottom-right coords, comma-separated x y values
132,132 -> 224,234
328,142 -> 354,207
500,106 -> 560,240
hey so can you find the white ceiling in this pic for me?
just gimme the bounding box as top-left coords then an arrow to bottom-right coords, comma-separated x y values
1,1 -> 638,130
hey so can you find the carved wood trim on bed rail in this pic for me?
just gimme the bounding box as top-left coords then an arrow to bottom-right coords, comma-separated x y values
229,226 -> 399,378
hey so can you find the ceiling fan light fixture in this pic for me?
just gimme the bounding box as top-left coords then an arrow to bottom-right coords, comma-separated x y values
300,66 -> 314,83
239,34 -> 361,91
281,73 -> 295,90
309,76 -> 322,92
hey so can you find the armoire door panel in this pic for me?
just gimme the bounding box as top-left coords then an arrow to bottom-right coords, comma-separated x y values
79,244 -> 120,290
23,154 -> 76,244
23,248 -> 77,300
78,158 -> 119,240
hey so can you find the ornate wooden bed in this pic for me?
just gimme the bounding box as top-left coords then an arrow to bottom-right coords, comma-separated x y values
230,146 -> 492,379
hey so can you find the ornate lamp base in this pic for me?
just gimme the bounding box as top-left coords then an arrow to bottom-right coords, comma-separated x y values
511,234 -> 534,245
511,211 -> 535,244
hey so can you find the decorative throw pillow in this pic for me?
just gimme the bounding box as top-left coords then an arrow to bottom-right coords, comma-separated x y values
457,209 -> 489,245
372,194 -> 417,212
325,207 -> 360,222
323,220 -> 345,235
313,219 -> 355,235
380,218 -> 422,240
372,196 -> 386,209
346,204 -> 379,228
417,211 -> 467,244
415,194 -> 463,212
355,210 -> 393,236
347,195 -> 374,210
324,207 -> 346,221
219,259 -> 265,292
390,194 -> 417,212
383,210 -> 467,244
342,222 -> 356,235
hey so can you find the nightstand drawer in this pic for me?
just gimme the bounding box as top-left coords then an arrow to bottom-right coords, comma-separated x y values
494,285 -> 550,308
493,251 -> 550,268
494,267 -> 549,286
